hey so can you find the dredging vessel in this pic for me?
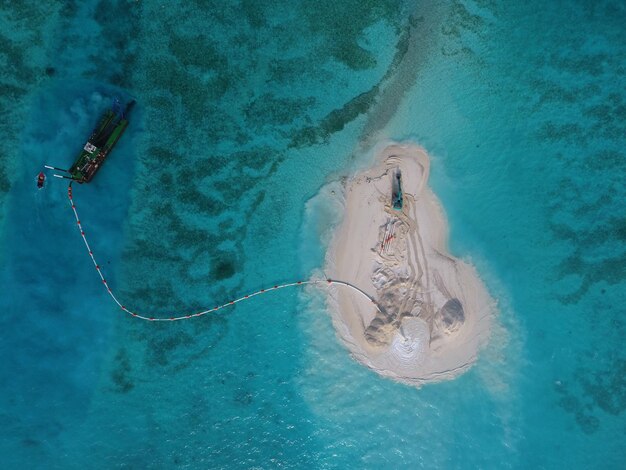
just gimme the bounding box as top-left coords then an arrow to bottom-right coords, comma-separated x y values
46,99 -> 134,184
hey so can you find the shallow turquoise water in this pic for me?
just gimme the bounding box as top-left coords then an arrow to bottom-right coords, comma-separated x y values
0,1 -> 624,468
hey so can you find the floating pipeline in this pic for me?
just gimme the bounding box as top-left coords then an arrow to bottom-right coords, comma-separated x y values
66,183 -> 382,322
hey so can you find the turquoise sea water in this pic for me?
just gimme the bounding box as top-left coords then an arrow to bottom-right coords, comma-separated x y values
1,1 -> 624,468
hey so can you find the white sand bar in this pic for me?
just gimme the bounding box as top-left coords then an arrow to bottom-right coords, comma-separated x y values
326,143 -> 494,386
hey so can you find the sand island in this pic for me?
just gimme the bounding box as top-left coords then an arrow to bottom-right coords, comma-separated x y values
325,143 -> 494,386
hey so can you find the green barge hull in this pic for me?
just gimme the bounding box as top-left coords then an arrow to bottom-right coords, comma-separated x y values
68,99 -> 134,183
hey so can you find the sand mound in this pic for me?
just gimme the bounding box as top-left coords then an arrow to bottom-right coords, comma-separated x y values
325,143 -> 494,386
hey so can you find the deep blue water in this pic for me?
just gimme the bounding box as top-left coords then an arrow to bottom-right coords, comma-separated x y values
0,1 -> 624,468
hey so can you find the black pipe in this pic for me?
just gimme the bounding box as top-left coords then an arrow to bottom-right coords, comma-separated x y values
45,165 -> 69,172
